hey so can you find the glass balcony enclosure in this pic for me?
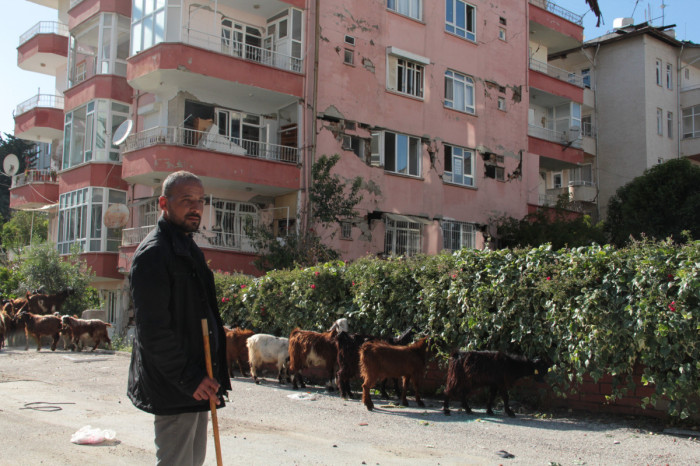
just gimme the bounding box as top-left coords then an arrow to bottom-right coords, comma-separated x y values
63,100 -> 130,169
58,187 -> 127,254
68,13 -> 130,87
130,0 -> 304,73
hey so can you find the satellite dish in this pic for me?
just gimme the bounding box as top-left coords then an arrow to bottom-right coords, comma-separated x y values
112,119 -> 133,146
3,154 -> 20,176
103,203 -> 130,228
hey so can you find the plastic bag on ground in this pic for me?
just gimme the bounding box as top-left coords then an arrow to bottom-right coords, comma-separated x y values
70,425 -> 116,445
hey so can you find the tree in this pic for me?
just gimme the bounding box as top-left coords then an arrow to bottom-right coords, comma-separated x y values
248,154 -> 367,272
0,134 -> 37,222
15,242 -> 99,314
605,158 -> 700,246
0,210 -> 48,253
493,195 -> 606,249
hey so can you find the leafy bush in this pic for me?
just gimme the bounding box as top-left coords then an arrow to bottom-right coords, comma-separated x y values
214,240 -> 700,418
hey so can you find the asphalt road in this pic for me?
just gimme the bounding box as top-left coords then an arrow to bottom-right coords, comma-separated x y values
1,346 -> 698,465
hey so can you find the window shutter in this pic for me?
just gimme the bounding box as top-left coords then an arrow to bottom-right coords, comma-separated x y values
370,131 -> 383,167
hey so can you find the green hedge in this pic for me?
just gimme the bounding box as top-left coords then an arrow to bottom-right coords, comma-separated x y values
215,240 -> 700,418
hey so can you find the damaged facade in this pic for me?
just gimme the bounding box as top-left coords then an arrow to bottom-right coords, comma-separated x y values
11,0 -> 611,333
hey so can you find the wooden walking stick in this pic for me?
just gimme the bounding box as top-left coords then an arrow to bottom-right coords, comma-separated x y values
201,318 -> 224,466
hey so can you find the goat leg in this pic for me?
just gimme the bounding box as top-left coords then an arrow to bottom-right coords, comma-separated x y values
461,388 -> 473,414
412,373 -> 424,407
362,377 -> 375,411
486,386 -> 498,415
502,389 -> 515,417
443,392 -> 451,415
400,376 -> 409,406
50,333 -> 59,351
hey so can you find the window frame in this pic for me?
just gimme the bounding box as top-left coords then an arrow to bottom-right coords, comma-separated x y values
371,131 -> 422,177
445,0 -> 476,42
656,59 -> 663,86
683,105 -> 700,139
667,111 -> 673,139
666,63 -> 673,90
444,70 -> 475,114
443,144 -> 475,187
387,0 -> 423,21
657,107 -> 664,135
384,217 -> 422,257
442,220 -> 476,251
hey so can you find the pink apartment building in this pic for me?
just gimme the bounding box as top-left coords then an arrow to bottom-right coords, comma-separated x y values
10,0 -> 586,332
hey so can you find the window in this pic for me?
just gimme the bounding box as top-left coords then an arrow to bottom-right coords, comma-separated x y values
210,199 -> 258,250
657,108 -> 663,135
667,111 -> 673,138
58,187 -> 126,254
344,48 -> 354,65
484,153 -> 505,181
499,17 -> 507,25
216,107 -> 265,155
221,19 -> 263,61
444,70 -> 475,114
656,59 -> 663,86
340,221 -> 352,239
371,131 -> 421,176
344,35 -> 355,46
444,144 -> 474,187
666,63 -> 673,89
384,217 -> 421,256
582,115 -> 593,137
63,100 -> 130,169
498,28 -> 506,41
69,13 -> 130,86
683,105 -> 700,138
552,172 -> 563,188
570,164 -> 593,186
393,58 -> 423,97
445,0 -> 476,41
498,97 -> 506,111
343,134 -> 366,160
582,68 -> 591,88
442,220 -> 476,251
387,0 -> 422,21
131,0 -> 168,55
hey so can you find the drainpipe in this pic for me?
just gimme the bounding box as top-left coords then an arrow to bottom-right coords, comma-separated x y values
677,43 -> 684,159
306,0 -> 320,234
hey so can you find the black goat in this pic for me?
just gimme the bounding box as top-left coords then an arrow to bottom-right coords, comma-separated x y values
443,350 -> 549,417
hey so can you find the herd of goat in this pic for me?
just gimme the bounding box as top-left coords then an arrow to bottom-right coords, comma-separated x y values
0,289 -> 112,353
2,291 -> 549,416
231,318 -> 550,415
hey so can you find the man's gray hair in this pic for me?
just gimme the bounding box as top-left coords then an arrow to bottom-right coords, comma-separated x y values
162,171 -> 202,198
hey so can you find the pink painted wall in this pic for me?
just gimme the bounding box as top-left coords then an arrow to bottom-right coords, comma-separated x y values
308,0 -> 533,258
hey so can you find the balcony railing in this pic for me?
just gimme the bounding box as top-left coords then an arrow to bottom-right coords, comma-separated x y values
19,21 -> 69,46
11,169 -> 57,188
528,124 -> 582,149
529,58 -> 584,88
122,225 -> 256,253
15,93 -> 64,116
529,0 -> 583,25
123,126 -> 299,164
183,27 -> 303,73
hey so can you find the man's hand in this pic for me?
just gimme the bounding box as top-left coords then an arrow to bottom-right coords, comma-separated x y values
193,376 -> 221,404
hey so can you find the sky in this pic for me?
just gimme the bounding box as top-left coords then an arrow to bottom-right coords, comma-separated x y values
1,1 -> 699,140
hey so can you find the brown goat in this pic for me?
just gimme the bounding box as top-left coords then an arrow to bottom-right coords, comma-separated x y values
18,312 -> 62,351
60,315 -> 112,352
360,337 -> 433,411
442,350 -> 550,417
224,327 -> 255,377
26,288 -> 74,315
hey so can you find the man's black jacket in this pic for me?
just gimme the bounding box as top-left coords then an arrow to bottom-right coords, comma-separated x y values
128,217 -> 231,415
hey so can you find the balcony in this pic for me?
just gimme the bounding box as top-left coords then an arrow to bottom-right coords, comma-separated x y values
127,42 -> 303,109
14,93 -> 65,143
529,58 -> 584,88
529,0 -> 583,25
17,21 -> 69,76
9,169 -> 59,210
528,124 -> 582,149
124,126 -> 299,164
121,126 -> 301,193
185,27 -> 302,74
121,225 -> 256,253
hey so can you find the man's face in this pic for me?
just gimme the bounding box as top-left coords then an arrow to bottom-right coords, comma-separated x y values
159,180 -> 205,233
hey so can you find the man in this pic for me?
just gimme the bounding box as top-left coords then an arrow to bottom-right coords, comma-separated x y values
128,170 -> 231,465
